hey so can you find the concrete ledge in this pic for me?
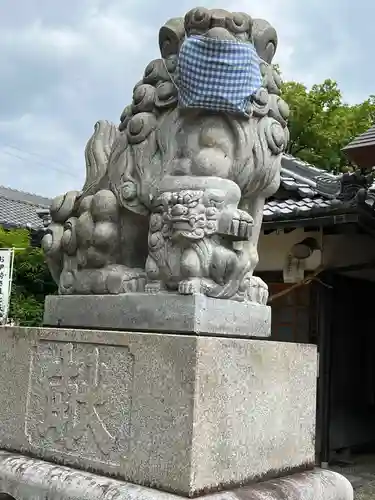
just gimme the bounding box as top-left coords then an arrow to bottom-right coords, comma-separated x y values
43,293 -> 271,337
0,451 -> 353,500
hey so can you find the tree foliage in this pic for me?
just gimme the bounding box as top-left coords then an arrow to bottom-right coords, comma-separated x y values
281,79 -> 375,172
0,227 -> 56,326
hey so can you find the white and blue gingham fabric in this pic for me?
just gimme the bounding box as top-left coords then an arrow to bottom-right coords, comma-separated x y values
177,35 -> 262,116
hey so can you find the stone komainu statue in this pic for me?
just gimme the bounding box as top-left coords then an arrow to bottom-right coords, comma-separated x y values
42,8 -> 289,304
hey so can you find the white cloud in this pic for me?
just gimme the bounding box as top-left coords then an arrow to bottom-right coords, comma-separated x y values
0,113 -> 83,196
4,21 -> 86,58
0,0 -> 153,197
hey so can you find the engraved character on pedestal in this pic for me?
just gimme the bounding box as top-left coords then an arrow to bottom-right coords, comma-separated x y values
25,341 -> 133,466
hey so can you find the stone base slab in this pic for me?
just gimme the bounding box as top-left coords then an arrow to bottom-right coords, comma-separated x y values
0,326 -> 316,496
0,451 -> 353,500
43,293 -> 271,337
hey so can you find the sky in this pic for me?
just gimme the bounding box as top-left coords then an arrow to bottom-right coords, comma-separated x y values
0,0 -> 374,198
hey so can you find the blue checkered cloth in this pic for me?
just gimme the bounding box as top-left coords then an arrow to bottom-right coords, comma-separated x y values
177,35 -> 262,116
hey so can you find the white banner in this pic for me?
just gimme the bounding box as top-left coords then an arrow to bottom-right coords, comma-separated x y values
283,253 -> 305,284
0,249 -> 14,324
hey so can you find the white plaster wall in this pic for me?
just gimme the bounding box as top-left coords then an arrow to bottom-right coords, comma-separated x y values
257,229 -> 375,274
257,228 -> 322,272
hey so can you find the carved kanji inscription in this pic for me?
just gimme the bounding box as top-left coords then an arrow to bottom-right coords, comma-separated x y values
25,341 -> 133,466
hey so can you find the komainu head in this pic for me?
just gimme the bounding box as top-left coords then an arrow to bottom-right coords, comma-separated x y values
106,8 -> 289,216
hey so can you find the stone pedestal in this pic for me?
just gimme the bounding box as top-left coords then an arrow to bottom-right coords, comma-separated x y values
0,325 -> 317,497
43,293 -> 271,337
0,451 -> 353,500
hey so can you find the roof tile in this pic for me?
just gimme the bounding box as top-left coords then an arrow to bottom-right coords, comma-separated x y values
262,155 -> 353,222
0,186 -> 51,230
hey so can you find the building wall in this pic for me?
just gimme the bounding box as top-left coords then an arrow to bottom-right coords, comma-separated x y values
268,283 -> 311,344
323,233 -> 375,271
257,228 -> 375,346
258,229 -> 375,454
258,229 -> 375,273
257,228 -> 375,455
256,230 -> 319,344
257,228 -> 321,272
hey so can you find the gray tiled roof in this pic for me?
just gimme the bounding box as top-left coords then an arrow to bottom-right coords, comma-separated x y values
343,124 -> 375,151
341,124 -> 375,169
263,196 -> 344,221
0,186 -> 51,230
263,155 -> 349,222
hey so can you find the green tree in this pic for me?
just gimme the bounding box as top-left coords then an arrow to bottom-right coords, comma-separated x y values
0,227 -> 56,326
281,78 -> 375,173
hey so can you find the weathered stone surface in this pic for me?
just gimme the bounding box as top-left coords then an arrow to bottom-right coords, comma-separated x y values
144,177 -> 257,301
43,293 -> 271,337
41,8 -> 289,305
0,451 -> 353,500
0,327 -> 316,496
